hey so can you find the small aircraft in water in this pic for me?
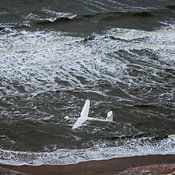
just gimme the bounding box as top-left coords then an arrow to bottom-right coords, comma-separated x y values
71,99 -> 113,130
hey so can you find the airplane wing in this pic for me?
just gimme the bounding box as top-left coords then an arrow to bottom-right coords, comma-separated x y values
72,100 -> 90,130
72,117 -> 87,130
80,99 -> 90,118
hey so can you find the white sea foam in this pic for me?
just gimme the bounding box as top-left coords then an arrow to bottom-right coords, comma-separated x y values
0,24 -> 175,100
0,11 -> 9,15
42,9 -> 77,19
106,25 -> 175,63
0,135 -> 174,165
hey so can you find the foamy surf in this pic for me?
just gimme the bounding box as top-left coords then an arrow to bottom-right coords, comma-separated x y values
0,135 -> 174,166
0,24 -> 175,96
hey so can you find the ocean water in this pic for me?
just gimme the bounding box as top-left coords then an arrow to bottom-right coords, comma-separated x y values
0,0 -> 175,165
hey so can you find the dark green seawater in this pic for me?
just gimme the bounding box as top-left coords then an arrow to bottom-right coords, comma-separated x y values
0,0 -> 175,165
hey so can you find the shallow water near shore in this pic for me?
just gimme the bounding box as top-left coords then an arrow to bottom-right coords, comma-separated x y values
0,0 -> 175,166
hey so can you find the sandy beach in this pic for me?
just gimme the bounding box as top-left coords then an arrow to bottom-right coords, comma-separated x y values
0,155 -> 175,175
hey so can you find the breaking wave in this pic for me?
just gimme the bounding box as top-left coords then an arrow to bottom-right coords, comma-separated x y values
0,135 -> 175,165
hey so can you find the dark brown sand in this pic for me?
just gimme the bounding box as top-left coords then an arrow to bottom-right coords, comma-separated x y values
0,155 -> 175,175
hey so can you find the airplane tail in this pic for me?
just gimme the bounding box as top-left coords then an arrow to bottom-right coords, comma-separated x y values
106,111 -> 113,122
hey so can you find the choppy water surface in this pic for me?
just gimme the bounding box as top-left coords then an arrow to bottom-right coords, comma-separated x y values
0,0 -> 175,165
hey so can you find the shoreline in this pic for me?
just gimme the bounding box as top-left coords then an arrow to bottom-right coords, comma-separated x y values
0,154 -> 175,175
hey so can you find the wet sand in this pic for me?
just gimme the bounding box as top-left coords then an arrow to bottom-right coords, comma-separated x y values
0,155 -> 175,175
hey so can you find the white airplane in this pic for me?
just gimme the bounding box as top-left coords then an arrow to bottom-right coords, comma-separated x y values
72,99 -> 113,130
